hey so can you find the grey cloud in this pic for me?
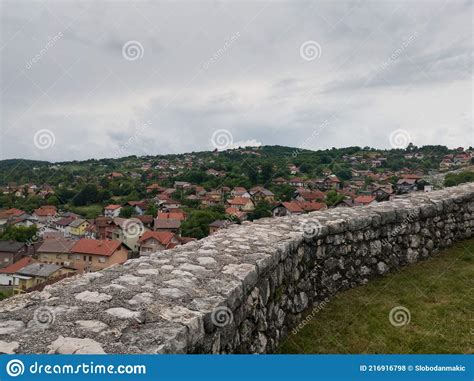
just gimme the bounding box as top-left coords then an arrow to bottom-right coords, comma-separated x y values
0,0 -> 472,161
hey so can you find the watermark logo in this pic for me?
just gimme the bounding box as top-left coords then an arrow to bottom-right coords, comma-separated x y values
211,129 -> 233,151
33,129 -> 56,150
6,359 -> 25,377
211,306 -> 233,328
389,129 -> 411,149
25,32 -> 63,70
300,221 -> 322,239
123,218 -> 145,239
389,306 -> 411,327
300,40 -> 322,61
122,40 -> 144,61
33,306 -> 55,328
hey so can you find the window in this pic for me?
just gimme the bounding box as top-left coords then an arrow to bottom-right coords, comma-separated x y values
89,256 -> 92,262
83,256 -> 86,261
98,257 -> 106,263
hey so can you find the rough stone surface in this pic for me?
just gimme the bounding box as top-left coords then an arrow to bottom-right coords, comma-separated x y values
0,184 -> 472,354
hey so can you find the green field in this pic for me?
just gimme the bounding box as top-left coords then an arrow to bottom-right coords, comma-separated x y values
278,238 -> 474,354
68,204 -> 103,219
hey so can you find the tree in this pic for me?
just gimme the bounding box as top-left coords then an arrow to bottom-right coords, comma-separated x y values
181,209 -> 225,239
248,201 -> 272,221
0,225 -> 38,242
325,190 -> 344,207
73,184 -> 100,206
119,205 -> 134,218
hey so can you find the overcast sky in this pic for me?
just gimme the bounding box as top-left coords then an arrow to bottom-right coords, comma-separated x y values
1,0 -> 472,162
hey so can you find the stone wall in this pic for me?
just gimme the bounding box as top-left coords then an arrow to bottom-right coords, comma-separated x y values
0,184 -> 473,354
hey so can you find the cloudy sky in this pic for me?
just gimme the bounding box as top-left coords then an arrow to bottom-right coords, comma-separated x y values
1,0 -> 472,162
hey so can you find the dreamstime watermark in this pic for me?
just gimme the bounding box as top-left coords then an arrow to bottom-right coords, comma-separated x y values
211,306 -> 234,328
380,32 -> 418,72
201,32 -> 240,71
33,129 -> 56,150
5,359 -> 146,377
122,40 -> 144,61
113,120 -> 152,158
32,306 -> 55,329
122,218 -> 145,239
388,306 -> 411,327
6,359 -> 25,377
291,297 -> 330,335
292,115 -> 337,158
26,212 -> 61,246
25,32 -> 63,70
211,129 -> 233,151
299,220 -> 323,239
389,129 -> 411,149
381,208 -> 418,247
300,40 -> 322,61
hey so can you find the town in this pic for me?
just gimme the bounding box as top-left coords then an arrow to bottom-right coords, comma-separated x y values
0,144 -> 472,297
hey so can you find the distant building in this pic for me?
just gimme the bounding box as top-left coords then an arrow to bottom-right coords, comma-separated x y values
354,195 -> 376,206
0,241 -> 28,269
70,239 -> 129,272
138,231 -> 180,254
36,238 -> 77,267
13,263 -> 75,294
104,204 -> 122,218
209,220 -> 235,234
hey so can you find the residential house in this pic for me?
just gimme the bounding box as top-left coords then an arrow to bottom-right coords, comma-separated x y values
294,190 -> 326,202
146,184 -> 164,194
36,238 -> 77,267
127,201 -> 149,215
396,179 -> 417,193
225,207 -> 247,221
231,187 -> 251,198
104,204 -> 122,218
209,220 -> 235,234
54,216 -> 76,236
138,231 -> 181,255
94,217 -> 113,240
0,257 -> 36,287
0,208 -> 27,227
32,205 -> 58,224
13,263 -> 75,294
323,175 -> 342,190
288,177 -> 305,187
110,218 -> 147,253
354,195 -> 376,206
272,202 -> 304,217
227,197 -> 255,212
70,239 -> 130,273
0,241 -> 28,269
68,218 -> 90,238
250,187 -> 275,203
154,219 -> 181,234
272,177 -> 287,185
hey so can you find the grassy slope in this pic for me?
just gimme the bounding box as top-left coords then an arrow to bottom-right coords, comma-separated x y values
278,238 -> 474,354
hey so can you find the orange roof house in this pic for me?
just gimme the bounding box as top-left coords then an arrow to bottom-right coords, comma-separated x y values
70,239 -> 129,272
354,195 -> 376,206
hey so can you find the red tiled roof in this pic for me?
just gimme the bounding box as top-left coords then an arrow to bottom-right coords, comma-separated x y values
157,212 -> 185,221
0,208 -> 25,219
33,206 -> 57,216
281,202 -> 304,213
139,231 -> 175,245
354,195 -> 376,204
228,197 -> 251,205
104,204 -> 121,210
71,239 -> 122,257
0,257 -> 36,274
